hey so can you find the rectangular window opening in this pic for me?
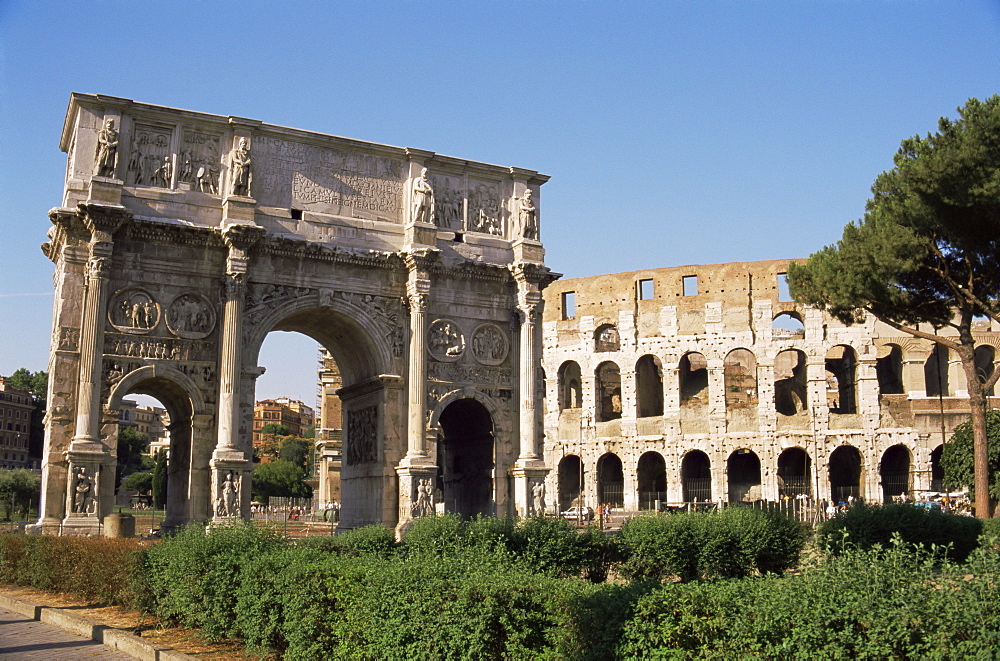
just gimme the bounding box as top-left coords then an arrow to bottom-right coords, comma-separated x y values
777,273 -> 792,302
683,275 -> 698,297
638,279 -> 654,300
561,291 -> 576,320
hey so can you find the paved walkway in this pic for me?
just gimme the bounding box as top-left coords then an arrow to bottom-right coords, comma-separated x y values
0,606 -> 136,659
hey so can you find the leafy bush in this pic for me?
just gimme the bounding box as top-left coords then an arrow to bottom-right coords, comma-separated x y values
618,539 -> 1000,658
143,521 -> 286,638
618,507 -> 805,581
0,535 -> 147,609
295,524 -> 397,557
817,502 -> 982,561
399,513 -> 467,556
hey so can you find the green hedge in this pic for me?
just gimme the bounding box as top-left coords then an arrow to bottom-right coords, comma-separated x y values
0,535 -> 147,609
618,539 -> 1000,658
817,502 -> 982,561
618,506 -> 806,581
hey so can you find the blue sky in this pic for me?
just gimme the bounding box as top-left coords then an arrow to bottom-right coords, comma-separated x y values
1,0 -> 998,407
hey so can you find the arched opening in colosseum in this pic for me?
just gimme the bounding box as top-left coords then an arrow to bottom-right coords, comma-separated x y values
727,449 -> 762,502
437,398 -> 494,519
829,445 -> 863,502
557,454 -> 583,511
772,311 -> 805,338
636,355 -> 664,418
594,323 -> 620,353
597,452 -> 624,508
924,344 -> 950,397
596,361 -> 622,422
825,345 -> 857,414
637,451 -> 666,510
876,344 -> 904,395
975,345 -> 996,396
679,352 -> 709,406
774,349 -> 808,416
777,447 -> 812,498
724,349 -> 758,409
880,444 -> 912,502
558,361 -> 582,410
930,445 -> 945,491
681,450 -> 712,503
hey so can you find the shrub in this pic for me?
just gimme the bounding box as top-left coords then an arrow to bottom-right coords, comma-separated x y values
618,507 -> 805,581
399,513 -> 467,556
0,535 -> 148,609
143,521 -> 286,639
296,524 -> 397,558
817,502 -> 982,561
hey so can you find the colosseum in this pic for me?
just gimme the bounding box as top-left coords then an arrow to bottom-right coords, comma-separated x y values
540,259 -> 997,513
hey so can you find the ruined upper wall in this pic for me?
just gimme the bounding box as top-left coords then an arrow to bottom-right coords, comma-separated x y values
60,93 -> 549,264
543,259 -> 808,325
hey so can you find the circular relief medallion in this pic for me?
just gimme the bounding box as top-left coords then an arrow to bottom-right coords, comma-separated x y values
428,319 -> 466,362
108,288 -> 160,335
166,292 -> 217,339
471,323 -> 509,365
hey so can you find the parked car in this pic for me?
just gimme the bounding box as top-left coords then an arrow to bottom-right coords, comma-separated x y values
559,506 -> 595,521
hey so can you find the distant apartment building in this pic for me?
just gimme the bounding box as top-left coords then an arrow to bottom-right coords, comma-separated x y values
252,397 -> 317,458
0,378 -> 35,469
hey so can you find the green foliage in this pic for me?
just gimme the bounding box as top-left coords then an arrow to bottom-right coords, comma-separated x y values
143,521 -> 286,638
150,449 -> 167,508
278,436 -> 312,469
618,540 -> 1000,658
0,535 -> 148,609
115,426 -> 147,489
259,422 -> 290,436
295,524 -> 397,558
251,460 -> 311,500
618,507 -> 806,582
817,502 -> 983,561
942,409 -> 1000,498
0,469 -> 41,520
121,471 -> 152,495
6,368 -> 48,400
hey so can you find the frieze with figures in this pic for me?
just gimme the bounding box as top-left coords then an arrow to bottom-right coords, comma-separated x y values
427,361 -> 512,387
166,292 -> 217,339
326,291 -> 406,358
108,288 -> 161,334
430,174 -> 465,230
104,333 -> 217,362
57,327 -> 80,352
345,406 -> 378,466
178,130 -> 221,193
468,181 -> 504,236
252,137 -> 404,221
126,124 -> 173,188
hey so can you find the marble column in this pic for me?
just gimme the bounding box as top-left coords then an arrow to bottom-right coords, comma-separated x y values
211,223 -> 263,522
395,252 -> 437,532
63,203 -> 128,534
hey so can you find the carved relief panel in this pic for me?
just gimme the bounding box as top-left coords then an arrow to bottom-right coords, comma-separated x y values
471,323 -> 509,366
166,292 -> 217,339
108,288 -> 161,334
431,174 -> 465,231
428,319 -> 466,362
127,123 -> 173,188
345,406 -> 378,465
179,129 -> 222,193
468,180 -> 504,236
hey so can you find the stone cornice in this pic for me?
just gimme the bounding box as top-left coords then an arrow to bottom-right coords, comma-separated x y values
120,218 -> 225,249
258,234 -> 406,271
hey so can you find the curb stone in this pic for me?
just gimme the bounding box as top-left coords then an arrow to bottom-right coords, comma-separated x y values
0,593 -> 192,660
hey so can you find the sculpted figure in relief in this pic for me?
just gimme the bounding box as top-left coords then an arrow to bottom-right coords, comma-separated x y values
531,481 -> 545,516
126,139 -> 144,185
229,137 -> 252,197
413,478 -> 435,518
155,156 -> 172,188
411,167 -> 435,224
429,320 -> 465,359
71,465 -> 95,515
215,470 -> 241,517
518,189 -> 538,240
94,119 -> 119,177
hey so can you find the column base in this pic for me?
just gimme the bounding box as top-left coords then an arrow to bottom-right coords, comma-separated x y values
394,460 -> 438,540
210,449 -> 250,522
60,515 -> 102,537
511,461 -> 550,518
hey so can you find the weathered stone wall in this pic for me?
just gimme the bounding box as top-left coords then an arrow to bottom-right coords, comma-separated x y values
542,260 -> 1000,511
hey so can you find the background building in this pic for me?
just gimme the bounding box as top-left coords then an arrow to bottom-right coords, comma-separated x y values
541,259 -> 995,513
0,378 -> 35,469
252,397 -> 316,461
315,349 -> 344,505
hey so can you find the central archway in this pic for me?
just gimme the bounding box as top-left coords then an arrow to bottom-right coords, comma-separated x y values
437,398 -> 494,519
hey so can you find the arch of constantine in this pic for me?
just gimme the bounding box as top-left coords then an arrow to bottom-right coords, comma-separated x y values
38,93 -> 554,535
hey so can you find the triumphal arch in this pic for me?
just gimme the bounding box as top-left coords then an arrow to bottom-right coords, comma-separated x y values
38,93 -> 555,535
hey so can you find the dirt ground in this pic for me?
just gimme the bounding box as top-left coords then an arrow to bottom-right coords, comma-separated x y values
0,584 -> 269,660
